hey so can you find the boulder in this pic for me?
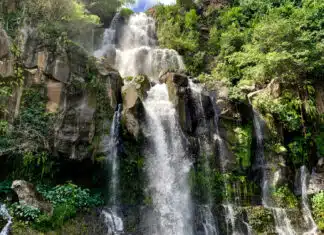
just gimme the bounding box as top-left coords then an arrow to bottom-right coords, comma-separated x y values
122,75 -> 150,138
11,180 -> 52,215
308,172 -> 324,195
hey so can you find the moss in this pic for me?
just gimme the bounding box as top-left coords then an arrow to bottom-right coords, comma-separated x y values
120,8 -> 134,18
222,121 -> 252,170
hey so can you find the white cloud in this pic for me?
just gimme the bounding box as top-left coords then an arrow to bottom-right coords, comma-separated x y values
131,0 -> 176,11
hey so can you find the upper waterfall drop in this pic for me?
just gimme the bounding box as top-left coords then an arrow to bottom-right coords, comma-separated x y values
94,13 -> 185,79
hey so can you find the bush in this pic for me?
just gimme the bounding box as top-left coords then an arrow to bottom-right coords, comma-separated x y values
35,203 -> 77,230
38,183 -> 104,210
311,191 -> 324,230
272,186 -> 298,209
9,203 -> 41,222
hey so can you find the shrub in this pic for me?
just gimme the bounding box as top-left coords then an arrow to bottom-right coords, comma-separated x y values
272,185 -> 298,208
9,203 -> 41,222
35,203 -> 77,230
38,183 -> 104,210
311,191 -> 324,230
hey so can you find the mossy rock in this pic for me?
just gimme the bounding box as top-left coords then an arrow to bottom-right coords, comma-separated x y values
245,206 -> 275,234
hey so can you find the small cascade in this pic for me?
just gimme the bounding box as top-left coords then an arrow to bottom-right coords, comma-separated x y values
199,205 -> 219,235
0,204 -> 12,235
211,97 -> 247,235
95,13 -> 184,79
102,104 -> 124,235
143,84 -> 193,235
251,107 -> 296,235
189,81 -> 219,235
300,166 -> 318,235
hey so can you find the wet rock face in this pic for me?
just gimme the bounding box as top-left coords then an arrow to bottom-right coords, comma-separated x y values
3,28 -> 124,161
0,27 -> 14,79
11,180 -> 53,215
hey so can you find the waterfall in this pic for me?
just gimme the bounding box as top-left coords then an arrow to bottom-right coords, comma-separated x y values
102,104 -> 124,235
0,204 -> 12,235
94,13 -> 184,79
300,166 -> 318,235
251,108 -> 296,235
210,95 -> 246,235
143,84 -> 193,235
189,81 -> 219,235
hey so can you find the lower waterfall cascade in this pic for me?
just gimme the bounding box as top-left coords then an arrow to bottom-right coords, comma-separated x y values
143,84 -> 193,235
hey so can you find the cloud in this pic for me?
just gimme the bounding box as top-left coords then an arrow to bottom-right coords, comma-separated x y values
130,0 -> 176,12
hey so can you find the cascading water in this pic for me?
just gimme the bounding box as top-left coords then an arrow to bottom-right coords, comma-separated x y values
95,13 -> 184,80
300,166 -> 318,235
251,107 -> 296,235
102,104 -> 124,235
0,204 -> 12,235
189,81 -> 219,235
210,96 -> 247,235
143,84 -> 193,235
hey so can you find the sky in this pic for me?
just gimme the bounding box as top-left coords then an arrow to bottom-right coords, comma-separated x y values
130,0 -> 176,12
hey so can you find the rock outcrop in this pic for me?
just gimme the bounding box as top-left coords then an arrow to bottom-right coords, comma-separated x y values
122,75 -> 150,139
11,180 -> 53,215
0,27 -> 14,79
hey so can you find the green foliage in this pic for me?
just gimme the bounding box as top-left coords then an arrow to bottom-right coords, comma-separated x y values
37,183 -> 104,209
153,5 -> 201,75
120,8 -> 134,18
315,125 -> 324,157
177,0 -> 194,9
253,91 -> 302,131
22,152 -> 54,180
23,0 -> 100,48
232,125 -> 252,169
246,206 -> 274,233
34,203 -> 77,231
272,185 -> 298,208
7,183 -> 103,231
311,191 -> 324,230
9,203 -> 41,222
87,0 -> 134,20
288,134 -> 311,166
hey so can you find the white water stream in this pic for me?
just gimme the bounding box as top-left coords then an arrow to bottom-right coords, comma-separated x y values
95,13 -> 184,80
144,84 -> 193,235
190,81 -> 219,235
102,104 -> 124,235
300,166 -> 318,235
0,204 -> 12,235
251,108 -> 296,235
